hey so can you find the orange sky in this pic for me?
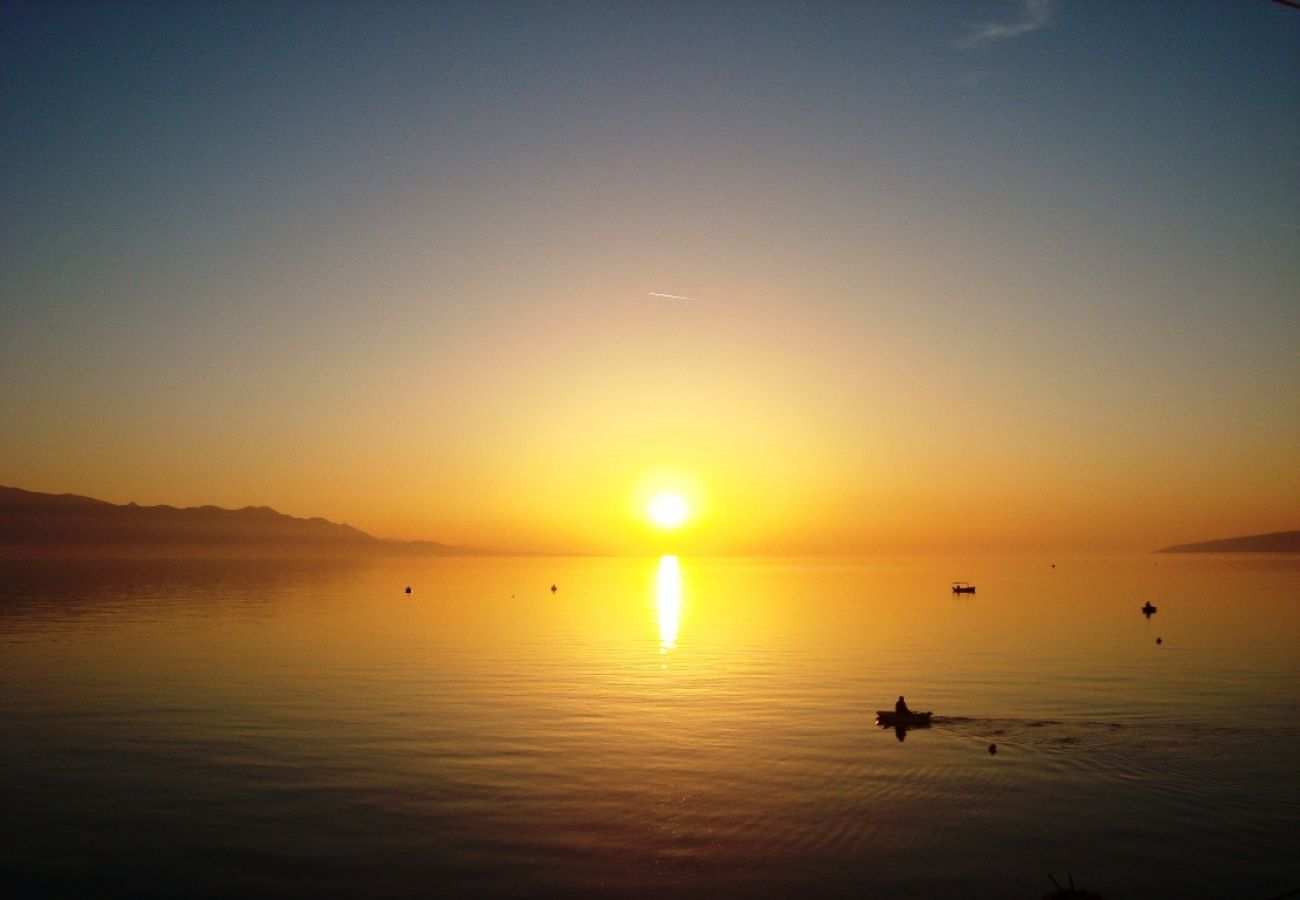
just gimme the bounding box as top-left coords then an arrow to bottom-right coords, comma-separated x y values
3,3 -> 1297,554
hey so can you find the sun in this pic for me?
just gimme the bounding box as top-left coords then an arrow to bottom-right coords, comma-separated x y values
646,491 -> 690,530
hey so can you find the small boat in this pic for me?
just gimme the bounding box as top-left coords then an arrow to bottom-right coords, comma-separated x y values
1141,602 -> 1157,615
876,710 -> 933,727
952,582 -> 976,594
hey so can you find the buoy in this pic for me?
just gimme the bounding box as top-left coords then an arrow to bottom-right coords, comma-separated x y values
404,586 -> 412,594
1156,637 -> 1162,645
988,743 -> 998,754
550,584 -> 557,593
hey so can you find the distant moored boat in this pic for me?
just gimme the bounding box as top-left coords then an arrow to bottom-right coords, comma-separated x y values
952,582 -> 976,594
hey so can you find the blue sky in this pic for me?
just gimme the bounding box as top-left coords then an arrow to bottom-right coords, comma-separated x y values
2,1 -> 1297,551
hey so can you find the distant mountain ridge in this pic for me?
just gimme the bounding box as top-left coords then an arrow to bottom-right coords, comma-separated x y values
0,486 -> 461,557
1157,530 -> 1300,553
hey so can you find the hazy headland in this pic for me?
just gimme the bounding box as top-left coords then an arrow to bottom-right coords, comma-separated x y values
0,486 -> 465,558
1156,530 -> 1300,554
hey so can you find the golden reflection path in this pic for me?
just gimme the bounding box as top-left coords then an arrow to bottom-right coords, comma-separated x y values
655,555 -> 681,653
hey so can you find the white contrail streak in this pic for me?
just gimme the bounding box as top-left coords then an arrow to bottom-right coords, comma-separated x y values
649,292 -> 701,302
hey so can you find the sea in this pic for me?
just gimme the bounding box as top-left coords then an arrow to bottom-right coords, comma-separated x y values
1,553 -> 1297,899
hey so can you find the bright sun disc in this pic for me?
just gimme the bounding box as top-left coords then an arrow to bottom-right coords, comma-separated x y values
647,492 -> 690,529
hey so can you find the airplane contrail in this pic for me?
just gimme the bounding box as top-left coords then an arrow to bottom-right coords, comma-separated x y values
649,292 -> 701,302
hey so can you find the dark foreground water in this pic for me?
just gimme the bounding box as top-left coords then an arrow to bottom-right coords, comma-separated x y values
1,554 -> 1297,899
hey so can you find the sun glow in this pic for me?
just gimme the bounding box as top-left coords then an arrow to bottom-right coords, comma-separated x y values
647,491 -> 690,530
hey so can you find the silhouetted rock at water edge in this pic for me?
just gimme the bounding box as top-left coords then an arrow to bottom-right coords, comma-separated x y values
1156,530 -> 1300,554
0,485 -> 466,557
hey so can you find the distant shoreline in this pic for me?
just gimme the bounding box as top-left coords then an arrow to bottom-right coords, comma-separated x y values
0,485 -> 476,558
1156,530 -> 1300,554
7,485 -> 1299,558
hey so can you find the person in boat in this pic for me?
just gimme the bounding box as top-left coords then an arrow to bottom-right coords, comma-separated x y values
895,695 -> 912,716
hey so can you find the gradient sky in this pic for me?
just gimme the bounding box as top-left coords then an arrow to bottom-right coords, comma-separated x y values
3,1 -> 1297,554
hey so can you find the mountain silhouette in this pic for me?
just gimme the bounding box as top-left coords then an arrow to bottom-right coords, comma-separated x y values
1157,530 -> 1300,553
0,486 -> 460,557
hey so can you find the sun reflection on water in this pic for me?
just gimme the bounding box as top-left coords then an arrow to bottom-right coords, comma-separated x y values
655,555 -> 681,653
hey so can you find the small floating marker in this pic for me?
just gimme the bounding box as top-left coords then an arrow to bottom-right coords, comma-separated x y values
1156,637 -> 1162,645
404,586 -> 412,594
988,743 -> 997,754
550,584 -> 557,593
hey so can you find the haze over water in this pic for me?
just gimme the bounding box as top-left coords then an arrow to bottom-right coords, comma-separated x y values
3,554 -> 1297,899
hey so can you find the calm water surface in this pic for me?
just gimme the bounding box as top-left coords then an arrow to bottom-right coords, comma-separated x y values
2,554 -> 1298,898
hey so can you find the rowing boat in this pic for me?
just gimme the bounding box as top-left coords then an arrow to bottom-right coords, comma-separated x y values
875,710 -> 933,727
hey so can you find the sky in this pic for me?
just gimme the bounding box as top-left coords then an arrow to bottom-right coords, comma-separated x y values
2,0 -> 1297,555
